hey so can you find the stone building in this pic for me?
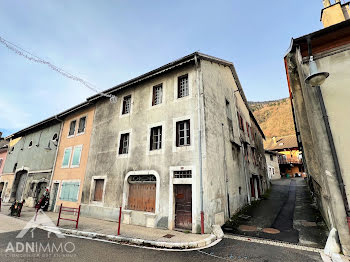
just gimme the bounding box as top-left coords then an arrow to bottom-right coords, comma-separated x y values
265,150 -> 281,180
80,52 -> 267,233
284,0 -> 350,254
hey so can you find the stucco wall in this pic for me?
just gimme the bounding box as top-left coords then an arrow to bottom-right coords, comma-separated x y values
81,64 -> 202,232
51,105 -> 95,209
0,150 -> 8,174
265,153 -> 281,180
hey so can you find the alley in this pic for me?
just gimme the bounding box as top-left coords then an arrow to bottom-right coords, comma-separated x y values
224,178 -> 328,248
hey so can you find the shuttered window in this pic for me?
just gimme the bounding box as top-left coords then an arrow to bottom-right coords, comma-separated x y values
71,146 -> 82,167
93,179 -> 104,201
62,148 -> 72,167
60,182 -> 80,202
128,183 -> 156,213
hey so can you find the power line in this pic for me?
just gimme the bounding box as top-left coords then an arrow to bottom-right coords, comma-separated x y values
0,35 -> 117,103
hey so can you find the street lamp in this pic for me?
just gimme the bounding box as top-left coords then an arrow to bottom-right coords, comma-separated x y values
305,56 -> 329,86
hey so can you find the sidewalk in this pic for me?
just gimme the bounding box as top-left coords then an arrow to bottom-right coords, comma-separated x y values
0,203 -> 220,250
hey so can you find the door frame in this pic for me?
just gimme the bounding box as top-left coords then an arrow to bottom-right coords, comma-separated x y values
50,181 -> 60,211
168,166 -> 197,233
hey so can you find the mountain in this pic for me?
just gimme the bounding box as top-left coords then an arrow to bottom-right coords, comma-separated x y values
249,98 -> 295,138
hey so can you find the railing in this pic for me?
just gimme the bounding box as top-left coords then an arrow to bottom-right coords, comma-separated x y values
57,204 -> 81,229
278,156 -> 303,165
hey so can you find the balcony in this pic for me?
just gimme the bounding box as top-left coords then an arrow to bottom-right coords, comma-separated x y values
278,156 -> 303,165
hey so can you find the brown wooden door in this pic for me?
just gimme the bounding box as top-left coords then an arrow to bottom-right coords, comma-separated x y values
175,184 -> 192,230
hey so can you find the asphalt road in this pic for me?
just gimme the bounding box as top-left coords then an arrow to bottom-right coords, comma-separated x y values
0,227 -> 323,262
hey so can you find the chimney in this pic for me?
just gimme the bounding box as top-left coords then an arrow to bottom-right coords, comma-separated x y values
321,0 -> 350,28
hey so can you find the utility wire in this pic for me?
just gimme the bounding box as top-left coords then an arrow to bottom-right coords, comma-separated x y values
0,35 -> 117,103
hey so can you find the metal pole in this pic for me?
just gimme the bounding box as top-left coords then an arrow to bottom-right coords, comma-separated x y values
76,205 -> 81,229
118,206 -> 122,235
57,203 -> 62,227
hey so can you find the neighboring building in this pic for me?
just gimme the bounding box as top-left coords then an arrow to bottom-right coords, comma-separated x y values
265,150 -> 281,180
2,121 -> 61,207
50,105 -> 95,210
80,52 -> 268,233
265,135 -> 304,178
284,0 -> 350,254
0,132 -> 10,199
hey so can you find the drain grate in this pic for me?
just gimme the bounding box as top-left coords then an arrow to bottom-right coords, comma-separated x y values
162,234 -> 175,238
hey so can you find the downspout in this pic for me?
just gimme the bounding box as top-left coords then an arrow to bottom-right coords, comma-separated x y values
48,115 -> 63,191
307,37 -> 349,216
195,54 -> 204,234
221,123 -> 230,217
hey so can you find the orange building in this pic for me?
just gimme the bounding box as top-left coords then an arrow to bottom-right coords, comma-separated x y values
264,135 -> 305,178
50,105 -> 95,210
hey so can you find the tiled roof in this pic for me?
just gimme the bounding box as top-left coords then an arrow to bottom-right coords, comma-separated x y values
264,135 -> 298,151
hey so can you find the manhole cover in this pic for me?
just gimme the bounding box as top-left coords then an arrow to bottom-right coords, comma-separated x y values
162,234 -> 175,238
262,228 -> 280,234
238,225 -> 257,232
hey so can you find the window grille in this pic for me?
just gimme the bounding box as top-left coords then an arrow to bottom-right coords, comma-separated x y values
174,170 -> 192,178
122,95 -> 131,114
128,175 -> 156,183
119,133 -> 129,154
152,84 -> 163,106
177,75 -> 189,98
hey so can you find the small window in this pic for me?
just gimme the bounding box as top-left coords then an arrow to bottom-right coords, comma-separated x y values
28,141 -> 33,148
174,170 -> 192,178
13,163 -> 17,173
246,123 -> 250,137
60,182 -> 79,202
225,100 -> 232,120
71,146 -> 82,167
0,158 -> 3,169
152,84 -> 163,106
62,148 -> 72,167
239,186 -> 242,195
270,154 -> 273,161
11,147 -> 14,153
177,74 -> 189,98
119,133 -> 130,154
68,120 -> 76,136
122,95 -> 131,115
52,133 -> 58,141
93,179 -> 105,202
176,120 -> 190,147
150,126 -> 162,150
77,116 -> 86,134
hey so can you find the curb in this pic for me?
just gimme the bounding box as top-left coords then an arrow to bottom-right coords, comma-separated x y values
39,225 -> 223,250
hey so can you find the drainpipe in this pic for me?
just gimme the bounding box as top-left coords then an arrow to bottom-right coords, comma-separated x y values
307,38 -> 349,216
194,54 -> 204,234
48,115 -> 63,191
221,123 -> 230,218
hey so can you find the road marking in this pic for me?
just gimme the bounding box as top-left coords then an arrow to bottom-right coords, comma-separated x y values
224,234 -> 323,253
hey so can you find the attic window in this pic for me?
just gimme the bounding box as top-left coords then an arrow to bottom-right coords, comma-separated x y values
28,141 -> 33,148
52,133 -> 58,141
11,147 -> 14,153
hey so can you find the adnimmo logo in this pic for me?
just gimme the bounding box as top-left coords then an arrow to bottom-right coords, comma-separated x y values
4,210 -> 76,259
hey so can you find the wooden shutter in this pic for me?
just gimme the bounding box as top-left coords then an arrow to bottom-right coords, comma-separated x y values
128,183 -> 156,212
94,179 -> 104,201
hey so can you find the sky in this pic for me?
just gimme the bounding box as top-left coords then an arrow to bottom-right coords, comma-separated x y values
0,0 -> 324,137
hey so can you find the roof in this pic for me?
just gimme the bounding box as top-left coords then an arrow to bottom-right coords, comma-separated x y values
6,52 -> 265,139
264,135 -> 298,151
285,19 -> 350,58
265,150 -> 280,155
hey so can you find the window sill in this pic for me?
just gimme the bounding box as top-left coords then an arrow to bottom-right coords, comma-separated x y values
76,131 -> 85,137
173,145 -> 194,153
148,149 -> 163,155
117,154 -> 129,159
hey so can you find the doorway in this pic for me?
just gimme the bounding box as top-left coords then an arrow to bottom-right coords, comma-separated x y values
0,182 -> 4,199
11,171 -> 28,201
174,184 -> 192,230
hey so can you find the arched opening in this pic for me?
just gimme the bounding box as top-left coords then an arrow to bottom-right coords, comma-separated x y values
10,170 -> 28,202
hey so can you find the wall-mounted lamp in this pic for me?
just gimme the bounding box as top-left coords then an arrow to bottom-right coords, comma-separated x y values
44,140 -> 58,151
305,56 -> 329,86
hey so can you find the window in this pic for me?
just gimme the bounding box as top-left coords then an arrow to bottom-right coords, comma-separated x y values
28,141 -> 33,148
52,133 -> 58,141
60,182 -> 79,202
152,84 -> 163,106
13,163 -> 17,173
150,126 -> 162,150
119,133 -> 130,154
68,120 -> 76,136
93,179 -> 105,202
246,122 -> 250,137
122,95 -> 131,115
174,170 -> 192,178
11,147 -> 14,153
0,158 -> 3,169
176,120 -> 190,147
177,74 -> 189,98
270,154 -> 273,161
71,146 -> 82,167
127,175 -> 156,212
62,148 -> 72,167
225,100 -> 232,119
77,116 -> 86,134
